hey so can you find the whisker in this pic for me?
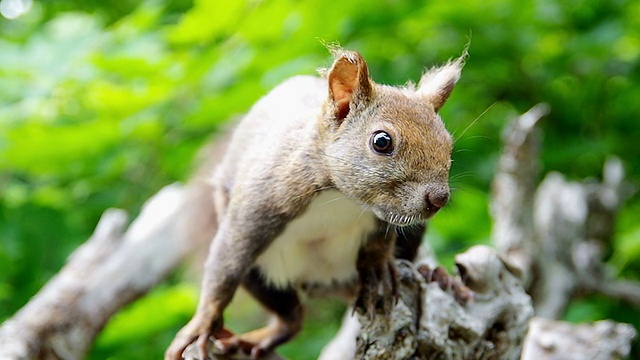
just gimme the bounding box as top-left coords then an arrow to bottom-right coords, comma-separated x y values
453,102 -> 496,143
319,195 -> 348,207
450,186 -> 486,196
461,134 -> 494,142
397,225 -> 406,239
356,207 -> 368,222
291,185 -> 334,202
449,172 -> 473,181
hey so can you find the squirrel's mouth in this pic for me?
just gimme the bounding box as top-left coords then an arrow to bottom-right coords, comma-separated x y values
374,210 -> 425,227
373,206 -> 442,227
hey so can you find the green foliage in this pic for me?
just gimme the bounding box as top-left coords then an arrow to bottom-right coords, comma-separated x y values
97,285 -> 198,348
91,284 -> 198,359
611,200 -> 640,278
429,189 -> 492,270
1,0 -> 639,358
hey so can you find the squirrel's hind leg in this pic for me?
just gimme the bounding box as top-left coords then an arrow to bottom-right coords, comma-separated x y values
215,267 -> 303,359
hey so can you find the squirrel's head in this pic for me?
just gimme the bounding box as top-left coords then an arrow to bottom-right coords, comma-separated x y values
320,49 -> 462,226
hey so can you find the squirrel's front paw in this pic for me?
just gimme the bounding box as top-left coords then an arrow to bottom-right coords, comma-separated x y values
355,259 -> 399,319
165,311 -> 225,360
418,264 -> 474,306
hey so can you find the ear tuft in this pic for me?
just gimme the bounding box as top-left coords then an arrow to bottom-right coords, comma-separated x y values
417,54 -> 466,112
327,50 -> 372,121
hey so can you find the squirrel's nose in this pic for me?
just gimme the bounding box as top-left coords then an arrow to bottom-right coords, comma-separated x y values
426,189 -> 450,210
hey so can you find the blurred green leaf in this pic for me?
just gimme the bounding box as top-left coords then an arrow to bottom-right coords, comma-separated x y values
96,284 -> 198,348
2,0 -> 640,358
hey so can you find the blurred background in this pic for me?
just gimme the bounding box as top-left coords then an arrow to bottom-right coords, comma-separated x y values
1,0 -> 638,358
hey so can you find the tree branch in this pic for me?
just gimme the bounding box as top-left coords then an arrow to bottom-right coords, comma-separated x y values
0,181 -> 215,359
522,318 -> 636,360
355,246 -> 534,359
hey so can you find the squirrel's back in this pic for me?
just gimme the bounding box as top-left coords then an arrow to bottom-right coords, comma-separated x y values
231,75 -> 325,147
212,75 -> 326,191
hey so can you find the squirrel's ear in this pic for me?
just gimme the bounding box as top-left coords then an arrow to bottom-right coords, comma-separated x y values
416,56 -> 464,112
327,50 -> 372,121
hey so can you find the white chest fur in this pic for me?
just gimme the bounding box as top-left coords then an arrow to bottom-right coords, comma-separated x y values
254,190 -> 377,288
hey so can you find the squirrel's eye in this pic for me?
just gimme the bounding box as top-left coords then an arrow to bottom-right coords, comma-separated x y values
370,131 -> 394,155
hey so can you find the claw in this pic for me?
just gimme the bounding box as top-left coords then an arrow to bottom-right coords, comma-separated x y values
452,278 -> 475,306
364,266 -> 378,320
214,335 -> 255,356
196,334 -> 209,360
211,320 -> 299,359
166,328 -> 200,360
418,264 -> 474,306
356,259 -> 399,320
251,346 -> 267,359
388,261 -> 399,304
432,266 -> 452,290
165,311 -> 225,360
417,264 -> 433,281
380,261 -> 395,314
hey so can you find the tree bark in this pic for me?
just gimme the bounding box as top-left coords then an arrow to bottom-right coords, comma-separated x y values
352,247 -> 533,360
521,318 -> 636,360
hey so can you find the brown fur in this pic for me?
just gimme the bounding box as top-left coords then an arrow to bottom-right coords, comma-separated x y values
166,49 -> 463,360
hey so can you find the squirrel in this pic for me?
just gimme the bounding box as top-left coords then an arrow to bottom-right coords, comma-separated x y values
166,48 -> 463,360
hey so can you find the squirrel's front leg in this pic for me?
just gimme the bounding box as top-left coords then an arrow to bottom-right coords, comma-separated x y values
165,213 -> 287,360
355,224 -> 399,319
